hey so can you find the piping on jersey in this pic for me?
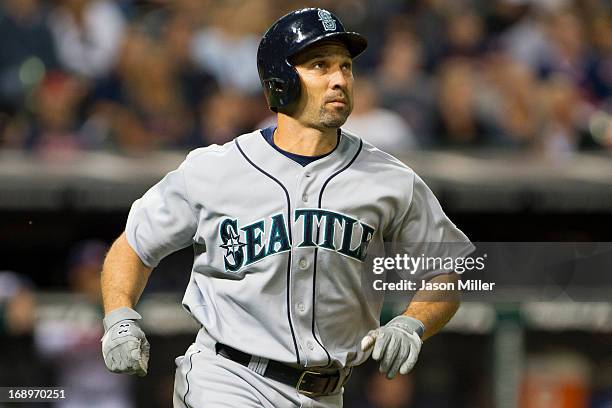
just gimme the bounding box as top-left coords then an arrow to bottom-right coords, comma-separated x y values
235,139 -> 301,365
311,139 -> 363,367
182,349 -> 201,408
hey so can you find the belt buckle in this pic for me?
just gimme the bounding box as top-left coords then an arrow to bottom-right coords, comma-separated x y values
296,370 -> 339,397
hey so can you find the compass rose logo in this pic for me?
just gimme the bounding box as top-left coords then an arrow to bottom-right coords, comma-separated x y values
220,229 -> 246,263
219,218 -> 246,272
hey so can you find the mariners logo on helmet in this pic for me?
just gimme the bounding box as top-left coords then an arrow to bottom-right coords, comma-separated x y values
318,10 -> 336,31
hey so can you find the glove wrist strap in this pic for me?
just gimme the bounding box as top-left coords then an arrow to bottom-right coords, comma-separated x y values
103,307 -> 142,332
390,315 -> 426,338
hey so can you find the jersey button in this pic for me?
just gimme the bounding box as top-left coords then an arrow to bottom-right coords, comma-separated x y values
302,194 -> 308,202
298,259 -> 308,269
297,302 -> 305,312
305,172 -> 311,178
307,341 -> 314,350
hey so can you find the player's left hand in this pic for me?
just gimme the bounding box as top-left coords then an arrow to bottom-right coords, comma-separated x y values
360,315 -> 425,379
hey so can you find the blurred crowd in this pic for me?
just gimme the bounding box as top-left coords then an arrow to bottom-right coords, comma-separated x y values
0,0 -> 611,158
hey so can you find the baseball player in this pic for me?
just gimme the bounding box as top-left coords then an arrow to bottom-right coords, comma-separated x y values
100,8 -> 473,408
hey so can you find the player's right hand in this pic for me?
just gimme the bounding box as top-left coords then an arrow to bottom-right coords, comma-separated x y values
360,315 -> 424,379
101,307 -> 150,377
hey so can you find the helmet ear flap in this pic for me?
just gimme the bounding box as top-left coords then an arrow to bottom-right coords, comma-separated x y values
264,78 -> 286,93
263,64 -> 301,112
282,66 -> 301,111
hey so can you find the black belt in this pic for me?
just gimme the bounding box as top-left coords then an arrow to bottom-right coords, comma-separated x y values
215,343 -> 348,397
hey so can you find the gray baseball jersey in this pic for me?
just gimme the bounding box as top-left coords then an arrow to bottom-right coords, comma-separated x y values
125,128 -> 472,369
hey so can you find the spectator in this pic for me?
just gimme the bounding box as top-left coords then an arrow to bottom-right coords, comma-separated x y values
48,0 -> 126,79
441,10 -> 487,62
344,77 -> 416,151
400,0 -> 447,72
198,88 -> 261,146
86,25 -> 196,152
25,72 -> 89,158
373,24 -> 436,144
431,59 -> 501,148
169,13 -> 217,96
498,1 -> 551,70
479,52 -> 542,148
0,271 -> 50,389
537,10 -> 590,84
84,27 -> 153,152
161,12 -> 219,138
0,0 -> 59,112
584,13 -> 612,104
191,0 -> 272,94
0,271 -> 35,336
538,74 -> 589,156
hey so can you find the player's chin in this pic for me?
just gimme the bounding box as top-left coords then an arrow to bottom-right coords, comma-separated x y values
320,113 -> 349,128
321,106 -> 350,127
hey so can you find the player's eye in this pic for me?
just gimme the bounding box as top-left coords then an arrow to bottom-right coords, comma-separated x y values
312,61 -> 326,69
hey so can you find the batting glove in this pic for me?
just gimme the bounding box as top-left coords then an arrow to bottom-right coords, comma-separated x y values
101,307 -> 150,377
360,315 -> 425,379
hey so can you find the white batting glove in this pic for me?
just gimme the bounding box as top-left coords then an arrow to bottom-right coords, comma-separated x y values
101,307 -> 150,377
360,315 -> 425,379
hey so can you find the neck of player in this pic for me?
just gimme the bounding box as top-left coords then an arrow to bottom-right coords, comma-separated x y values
275,113 -> 338,157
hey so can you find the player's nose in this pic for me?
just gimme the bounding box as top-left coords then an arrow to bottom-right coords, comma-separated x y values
328,65 -> 349,90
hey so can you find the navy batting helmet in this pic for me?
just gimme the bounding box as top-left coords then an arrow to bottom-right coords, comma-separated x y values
257,8 -> 368,112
